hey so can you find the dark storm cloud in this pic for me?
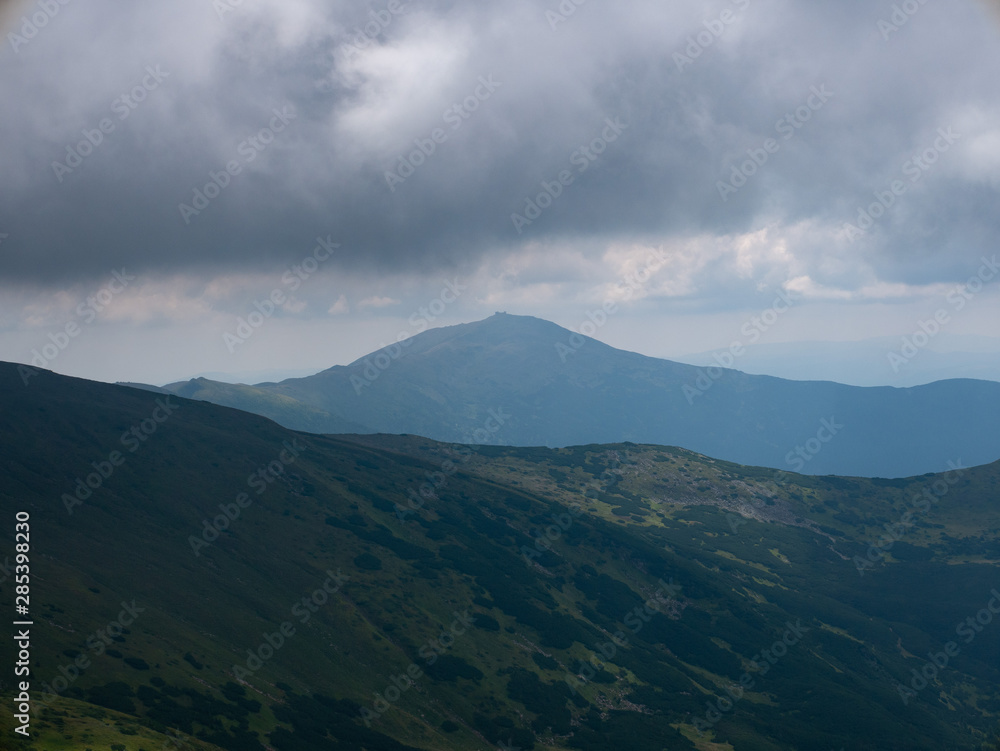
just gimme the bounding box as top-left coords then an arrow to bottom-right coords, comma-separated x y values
1,0 -> 998,289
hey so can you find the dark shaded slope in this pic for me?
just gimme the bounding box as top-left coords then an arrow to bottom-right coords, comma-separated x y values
2,362 -> 999,749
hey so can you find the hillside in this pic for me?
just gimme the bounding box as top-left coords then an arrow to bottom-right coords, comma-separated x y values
147,313 -> 1000,478
2,361 -> 1000,750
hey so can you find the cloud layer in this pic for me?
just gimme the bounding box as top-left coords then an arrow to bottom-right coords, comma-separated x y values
1,0 -> 998,382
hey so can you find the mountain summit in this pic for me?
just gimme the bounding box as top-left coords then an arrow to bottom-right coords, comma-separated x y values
149,313 -> 1000,478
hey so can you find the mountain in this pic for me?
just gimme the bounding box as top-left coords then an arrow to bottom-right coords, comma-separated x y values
675,336 -> 1000,388
3,361 -> 1000,750
146,312 -> 1000,478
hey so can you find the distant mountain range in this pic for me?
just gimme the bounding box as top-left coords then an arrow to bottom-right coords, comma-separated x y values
126,313 -> 1000,478
675,336 -> 1000,388
4,362 -> 1000,750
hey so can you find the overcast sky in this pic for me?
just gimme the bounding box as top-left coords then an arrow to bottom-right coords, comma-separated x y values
1,0 -> 998,385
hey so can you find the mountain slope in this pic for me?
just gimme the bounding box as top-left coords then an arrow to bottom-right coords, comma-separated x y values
157,376 -> 368,435
2,362 -> 1000,749
153,313 -> 1000,478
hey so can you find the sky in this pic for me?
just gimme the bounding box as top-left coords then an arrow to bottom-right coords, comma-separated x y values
1,0 -> 999,386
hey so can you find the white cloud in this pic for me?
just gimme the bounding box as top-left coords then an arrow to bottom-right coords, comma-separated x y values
359,295 -> 399,309
328,294 -> 350,314
333,14 -> 472,155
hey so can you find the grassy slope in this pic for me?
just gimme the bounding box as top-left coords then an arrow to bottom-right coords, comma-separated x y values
156,376 -> 370,435
0,363 -> 998,750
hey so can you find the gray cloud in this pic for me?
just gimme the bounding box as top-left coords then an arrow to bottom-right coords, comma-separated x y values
0,0 -> 998,299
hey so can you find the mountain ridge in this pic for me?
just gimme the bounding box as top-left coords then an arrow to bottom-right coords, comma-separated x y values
3,362 -> 1000,749
128,313 -> 1000,478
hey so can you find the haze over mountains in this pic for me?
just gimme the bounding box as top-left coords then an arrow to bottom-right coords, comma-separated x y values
135,313 -> 1000,479
676,336 -> 1000,388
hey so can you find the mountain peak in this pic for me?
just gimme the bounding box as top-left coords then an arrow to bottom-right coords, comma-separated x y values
480,311 -> 557,327
151,315 -> 1000,478
381,312 -> 584,359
